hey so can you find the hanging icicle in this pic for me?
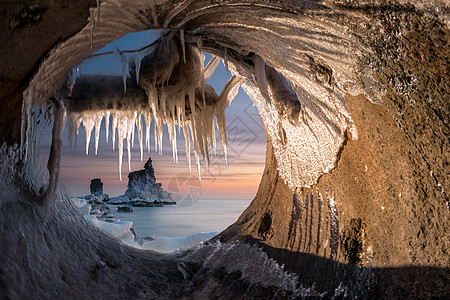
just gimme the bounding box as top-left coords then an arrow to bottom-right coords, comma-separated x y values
65,30 -> 242,181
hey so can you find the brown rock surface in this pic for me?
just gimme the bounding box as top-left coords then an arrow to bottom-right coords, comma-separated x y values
0,0 -> 96,143
220,93 -> 449,297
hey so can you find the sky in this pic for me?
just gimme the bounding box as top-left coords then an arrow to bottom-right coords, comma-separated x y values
38,30 -> 267,201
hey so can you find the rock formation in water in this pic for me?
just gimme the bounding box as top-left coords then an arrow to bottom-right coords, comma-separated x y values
0,0 -> 448,299
89,178 -> 103,196
123,157 -> 173,204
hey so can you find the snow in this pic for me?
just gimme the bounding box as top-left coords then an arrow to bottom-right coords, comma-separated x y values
109,195 -> 130,204
70,197 -> 87,207
77,204 -> 91,216
71,197 -> 92,215
141,231 -> 219,253
84,215 -> 135,246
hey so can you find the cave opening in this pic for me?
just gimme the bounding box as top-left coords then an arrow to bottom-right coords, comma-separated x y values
31,29 -> 267,251
2,1 -> 448,298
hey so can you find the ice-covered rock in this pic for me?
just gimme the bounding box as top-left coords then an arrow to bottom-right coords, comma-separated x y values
85,194 -> 103,204
70,197 -> 87,207
70,197 -> 91,215
141,231 -> 219,253
124,157 -> 174,204
109,195 -> 130,204
84,215 -> 135,246
77,204 -> 91,216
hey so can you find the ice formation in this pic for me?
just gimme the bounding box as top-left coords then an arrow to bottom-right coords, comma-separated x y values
141,231 -> 219,253
63,31 -> 242,180
20,0 -> 383,190
84,215 -> 136,246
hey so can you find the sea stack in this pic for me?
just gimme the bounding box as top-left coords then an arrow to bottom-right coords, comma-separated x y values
124,157 -> 173,204
90,178 -> 103,196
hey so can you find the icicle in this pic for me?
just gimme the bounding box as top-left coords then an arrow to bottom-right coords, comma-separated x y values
182,123 -> 191,173
204,56 -> 220,81
215,75 -> 242,166
112,43 -> 128,93
144,112 -> 152,153
173,125 -> 178,164
153,113 -> 163,155
67,113 -> 77,148
116,116 -> 127,181
176,93 -> 183,128
64,31 -> 237,182
94,113 -> 103,155
137,114 -> 143,161
105,111 -> 110,142
180,30 -> 186,63
211,115 -> 217,155
189,120 -> 201,180
131,113 -> 136,148
112,113 -> 118,151
200,52 -> 206,108
127,126 -> 132,172
134,53 -> 143,84
254,55 -> 270,102
83,116 -> 95,155
168,121 -> 178,163
215,109 -> 228,167
188,88 -> 197,154
30,112 -> 37,162
224,47 -> 229,78
157,122 -> 163,155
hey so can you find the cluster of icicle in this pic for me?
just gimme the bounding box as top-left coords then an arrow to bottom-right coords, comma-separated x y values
65,31 -> 242,181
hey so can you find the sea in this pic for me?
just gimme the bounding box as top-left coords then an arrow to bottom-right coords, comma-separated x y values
112,199 -> 252,239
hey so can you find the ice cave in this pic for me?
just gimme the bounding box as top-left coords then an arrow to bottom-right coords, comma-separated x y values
0,0 -> 448,299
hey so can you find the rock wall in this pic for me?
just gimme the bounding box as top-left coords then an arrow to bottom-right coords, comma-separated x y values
220,94 -> 448,297
0,0 -> 97,144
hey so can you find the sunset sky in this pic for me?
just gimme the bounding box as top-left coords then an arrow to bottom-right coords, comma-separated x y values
38,30 -> 267,200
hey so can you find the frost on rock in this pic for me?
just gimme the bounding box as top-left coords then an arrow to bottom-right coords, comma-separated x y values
123,157 -> 173,202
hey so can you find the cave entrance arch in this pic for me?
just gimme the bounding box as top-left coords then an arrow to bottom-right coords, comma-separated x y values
4,0 -> 448,298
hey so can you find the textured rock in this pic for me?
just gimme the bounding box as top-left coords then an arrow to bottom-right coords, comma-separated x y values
0,1 -> 448,299
124,157 -> 173,203
89,178 -> 103,196
220,94 -> 449,297
0,0 -> 97,144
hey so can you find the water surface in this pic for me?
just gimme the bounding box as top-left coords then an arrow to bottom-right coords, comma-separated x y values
113,199 -> 252,238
